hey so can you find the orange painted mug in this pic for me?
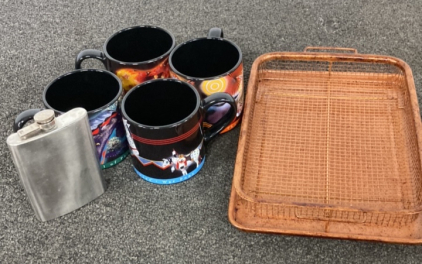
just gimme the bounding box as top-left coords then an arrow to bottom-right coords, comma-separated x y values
169,28 -> 244,133
75,25 -> 175,93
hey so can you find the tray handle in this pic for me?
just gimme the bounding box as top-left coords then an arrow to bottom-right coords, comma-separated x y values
304,46 -> 358,54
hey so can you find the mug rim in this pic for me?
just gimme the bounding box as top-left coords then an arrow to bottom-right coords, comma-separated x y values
169,36 -> 242,81
103,25 -> 176,66
42,69 -> 123,115
122,78 -> 200,130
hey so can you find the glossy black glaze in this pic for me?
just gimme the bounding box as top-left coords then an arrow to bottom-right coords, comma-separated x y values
75,26 -> 175,71
169,28 -> 242,80
168,28 -> 243,134
75,49 -> 107,68
125,81 -> 198,127
13,109 -> 42,132
14,69 -> 129,169
201,92 -> 236,141
44,70 -> 128,168
207,27 -> 224,38
122,79 -> 236,180
106,27 -> 173,63
44,70 -> 120,113
14,69 -> 121,131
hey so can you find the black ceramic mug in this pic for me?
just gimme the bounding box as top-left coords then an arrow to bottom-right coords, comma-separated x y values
169,28 -> 243,134
75,25 -> 175,94
122,79 -> 236,184
14,69 -> 129,169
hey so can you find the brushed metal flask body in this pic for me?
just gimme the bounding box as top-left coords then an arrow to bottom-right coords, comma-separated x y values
7,108 -> 106,221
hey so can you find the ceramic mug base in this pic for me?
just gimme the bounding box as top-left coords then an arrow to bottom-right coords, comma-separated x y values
101,149 -> 130,169
134,157 -> 205,185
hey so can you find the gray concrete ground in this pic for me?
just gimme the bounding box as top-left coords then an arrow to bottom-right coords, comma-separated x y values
1,1 -> 422,263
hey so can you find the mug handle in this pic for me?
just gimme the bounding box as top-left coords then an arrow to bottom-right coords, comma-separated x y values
208,27 -> 224,38
75,49 -> 107,69
201,93 -> 237,142
13,109 -> 43,132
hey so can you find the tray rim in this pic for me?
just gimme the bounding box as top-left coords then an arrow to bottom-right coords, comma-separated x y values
228,185 -> 422,244
229,50 -> 422,242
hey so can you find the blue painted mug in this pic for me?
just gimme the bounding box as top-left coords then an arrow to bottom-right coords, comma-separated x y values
14,69 -> 129,169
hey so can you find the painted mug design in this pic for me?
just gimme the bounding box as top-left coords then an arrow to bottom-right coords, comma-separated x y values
75,26 -> 176,94
116,59 -> 170,93
170,63 -> 244,131
90,101 -> 129,169
123,118 -> 205,184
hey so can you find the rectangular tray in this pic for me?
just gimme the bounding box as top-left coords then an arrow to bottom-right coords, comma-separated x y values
229,47 -> 422,243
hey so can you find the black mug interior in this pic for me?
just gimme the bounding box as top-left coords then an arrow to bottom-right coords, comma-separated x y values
44,71 -> 120,113
171,39 -> 240,78
106,27 -> 174,63
124,81 -> 198,127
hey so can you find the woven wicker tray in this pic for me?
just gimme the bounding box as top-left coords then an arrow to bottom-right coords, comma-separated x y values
228,47 -> 422,243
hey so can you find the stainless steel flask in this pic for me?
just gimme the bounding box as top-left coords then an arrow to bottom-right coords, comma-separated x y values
7,108 -> 106,221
